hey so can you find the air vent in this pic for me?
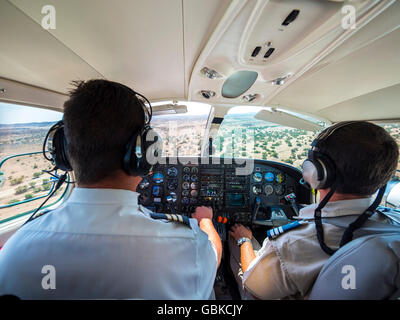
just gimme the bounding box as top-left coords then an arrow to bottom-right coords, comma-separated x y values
251,46 -> 262,57
282,9 -> 300,26
263,48 -> 275,59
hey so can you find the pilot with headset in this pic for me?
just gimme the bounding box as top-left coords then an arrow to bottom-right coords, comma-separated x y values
229,121 -> 399,299
0,79 -> 222,299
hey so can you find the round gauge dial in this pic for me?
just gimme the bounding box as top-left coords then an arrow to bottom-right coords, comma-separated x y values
152,172 -> 164,184
190,182 -> 198,190
275,184 -> 285,196
183,174 -> 190,181
138,178 -> 150,190
166,192 -> 177,203
191,167 -> 199,174
182,190 -> 190,197
167,179 -> 178,191
264,184 -> 274,196
264,172 -> 275,182
190,190 -> 198,197
191,175 -> 198,182
253,172 -> 262,182
252,185 -> 262,195
167,167 -> 178,177
183,167 -> 191,173
182,182 -> 190,190
152,185 -> 163,197
181,197 -> 190,205
275,173 -> 285,184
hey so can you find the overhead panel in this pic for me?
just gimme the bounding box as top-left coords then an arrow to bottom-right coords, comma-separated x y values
188,0 -> 395,122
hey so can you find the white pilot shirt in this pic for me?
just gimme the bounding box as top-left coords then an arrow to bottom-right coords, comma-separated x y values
242,197 -> 377,300
0,188 -> 218,299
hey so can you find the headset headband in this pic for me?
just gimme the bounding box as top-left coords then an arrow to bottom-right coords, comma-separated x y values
311,121 -> 360,150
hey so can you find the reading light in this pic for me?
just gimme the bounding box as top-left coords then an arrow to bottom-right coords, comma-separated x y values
242,94 -> 259,102
269,74 -> 292,86
200,90 -> 216,99
200,67 -> 223,80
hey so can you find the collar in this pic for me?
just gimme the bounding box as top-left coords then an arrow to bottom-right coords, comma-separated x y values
68,188 -> 140,206
298,197 -> 375,219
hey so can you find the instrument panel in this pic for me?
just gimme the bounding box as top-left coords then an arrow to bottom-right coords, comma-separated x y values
137,157 -> 312,229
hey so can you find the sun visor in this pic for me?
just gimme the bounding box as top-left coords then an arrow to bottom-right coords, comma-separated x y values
254,109 -> 322,131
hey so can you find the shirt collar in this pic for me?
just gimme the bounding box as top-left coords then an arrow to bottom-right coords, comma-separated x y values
298,197 -> 375,219
68,188 -> 140,206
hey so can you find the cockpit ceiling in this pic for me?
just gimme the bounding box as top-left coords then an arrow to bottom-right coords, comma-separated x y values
0,0 -> 231,99
0,0 -> 399,123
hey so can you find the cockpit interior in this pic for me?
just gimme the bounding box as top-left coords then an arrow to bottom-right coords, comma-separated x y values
0,0 -> 400,301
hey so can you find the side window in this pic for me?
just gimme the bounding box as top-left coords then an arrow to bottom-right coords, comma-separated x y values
0,102 -> 68,223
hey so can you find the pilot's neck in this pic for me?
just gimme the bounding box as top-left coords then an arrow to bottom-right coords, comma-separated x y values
77,170 -> 142,193
319,189 -> 370,202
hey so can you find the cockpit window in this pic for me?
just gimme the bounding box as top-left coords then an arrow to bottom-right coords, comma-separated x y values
150,101 -> 211,157
0,102 -> 65,223
213,106 -> 319,169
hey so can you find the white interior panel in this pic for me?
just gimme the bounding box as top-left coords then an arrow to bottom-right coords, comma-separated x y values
9,0 -> 186,100
271,27 -> 400,116
0,0 -> 102,94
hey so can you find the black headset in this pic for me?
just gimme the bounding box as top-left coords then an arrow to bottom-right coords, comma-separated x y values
302,121 -> 387,256
301,121 -> 359,190
43,90 -> 162,177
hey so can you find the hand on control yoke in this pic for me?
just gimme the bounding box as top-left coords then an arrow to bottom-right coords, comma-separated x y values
191,206 -> 213,224
229,224 -> 253,242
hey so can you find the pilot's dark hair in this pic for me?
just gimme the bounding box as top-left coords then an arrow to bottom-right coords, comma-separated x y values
63,79 -> 145,184
318,121 -> 399,196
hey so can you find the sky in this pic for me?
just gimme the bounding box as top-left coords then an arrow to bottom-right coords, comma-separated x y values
0,101 -> 213,125
0,102 -> 63,124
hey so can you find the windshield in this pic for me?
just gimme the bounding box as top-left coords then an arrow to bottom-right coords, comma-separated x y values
213,106 -> 319,169
150,101 -> 211,157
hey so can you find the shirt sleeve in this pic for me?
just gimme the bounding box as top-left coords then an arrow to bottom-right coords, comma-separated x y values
242,238 -> 298,299
191,218 -> 218,299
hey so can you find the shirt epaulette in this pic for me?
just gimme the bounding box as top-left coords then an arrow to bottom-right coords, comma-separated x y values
267,220 -> 306,239
150,212 -> 192,228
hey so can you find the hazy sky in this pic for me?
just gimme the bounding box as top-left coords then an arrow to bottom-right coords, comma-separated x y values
0,101 -> 215,125
0,102 -> 63,124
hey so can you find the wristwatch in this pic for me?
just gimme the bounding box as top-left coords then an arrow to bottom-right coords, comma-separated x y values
237,237 -> 251,247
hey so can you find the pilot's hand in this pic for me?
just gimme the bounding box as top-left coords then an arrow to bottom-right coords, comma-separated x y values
229,224 -> 253,241
192,206 -> 213,224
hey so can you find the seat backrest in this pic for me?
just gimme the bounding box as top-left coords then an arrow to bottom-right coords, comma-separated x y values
309,233 -> 400,300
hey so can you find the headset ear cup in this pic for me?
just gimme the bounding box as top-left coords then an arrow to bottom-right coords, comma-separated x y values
302,151 -> 336,190
302,160 -> 320,189
317,153 -> 336,189
137,127 -> 163,176
123,134 -> 137,176
123,126 -> 163,177
47,121 -> 72,171
52,127 -> 72,172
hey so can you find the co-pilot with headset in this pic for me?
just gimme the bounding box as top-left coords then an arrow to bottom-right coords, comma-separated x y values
0,80 -> 222,299
229,121 -> 399,300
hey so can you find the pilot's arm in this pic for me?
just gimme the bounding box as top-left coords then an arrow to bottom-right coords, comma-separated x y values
230,224 -> 298,299
192,206 -> 222,267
